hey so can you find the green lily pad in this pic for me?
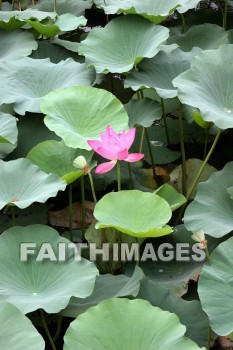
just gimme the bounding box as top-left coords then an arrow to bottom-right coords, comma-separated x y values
27,140 -> 94,184
0,302 -> 45,350
198,236 -> 233,335
51,37 -> 80,53
94,190 -> 173,238
97,0 -> 200,23
169,159 -> 217,199
25,14 -> 87,38
78,15 -> 169,73
124,98 -> 162,128
0,112 -> 18,159
0,29 -> 37,63
60,266 -> 143,317
173,45 -> 233,130
167,24 -> 228,52
125,48 -> 200,99
184,161 -> 233,238
0,9 -> 56,31
34,0 -> 93,16
64,298 -> 204,350
0,158 -> 66,209
0,57 -> 95,115
155,184 -> 186,211
41,86 -> 129,150
138,279 -> 209,347
227,186 -> 233,199
0,224 -> 98,313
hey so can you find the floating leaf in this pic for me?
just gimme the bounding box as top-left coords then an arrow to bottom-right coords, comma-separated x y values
34,0 -> 93,16
94,190 -> 173,238
64,298 -> 204,350
125,48 -> 200,99
198,236 -> 233,335
173,45 -> 233,130
0,58 -> 95,115
0,158 -> 66,209
97,0 -> 200,23
155,184 -> 186,211
27,140 -> 94,184
124,98 -> 162,128
227,186 -> 233,199
169,159 -> 217,199
0,30 -> 37,63
0,302 -> 45,350
60,266 -> 143,317
0,225 -> 98,314
51,37 -> 80,53
78,15 -> 169,73
184,161 -> 233,238
138,279 -> 209,347
0,112 -> 18,159
41,86 -> 129,150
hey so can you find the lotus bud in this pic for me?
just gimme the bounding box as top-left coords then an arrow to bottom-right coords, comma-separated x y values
73,156 -> 87,170
191,230 -> 207,250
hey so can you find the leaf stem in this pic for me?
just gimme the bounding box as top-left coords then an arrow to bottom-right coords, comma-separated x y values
175,129 -> 222,225
203,129 -> 209,160
180,13 -> 185,33
117,161 -> 121,191
223,0 -> 228,30
53,0 -> 56,12
40,309 -> 57,350
12,0 -> 15,10
161,98 -> 170,145
88,172 -> 97,204
207,324 -> 211,350
145,128 -> 156,180
11,207 -> 15,227
139,126 -> 145,153
0,0 -> 2,11
53,316 -> 63,343
127,163 -> 134,189
68,184 -> 74,242
80,176 -> 86,235
178,103 -> 187,196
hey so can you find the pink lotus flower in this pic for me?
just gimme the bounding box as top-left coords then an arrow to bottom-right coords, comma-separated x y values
87,126 -> 144,174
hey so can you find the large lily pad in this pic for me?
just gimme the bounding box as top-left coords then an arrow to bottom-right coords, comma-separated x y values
94,190 -> 173,238
167,24 -> 228,52
0,112 -> 18,159
0,302 -> 45,350
155,184 -> 186,211
124,98 -> 162,128
184,161 -> 233,238
41,86 -> 129,150
138,279 -> 209,347
125,48 -> 200,99
173,45 -> 233,130
60,266 -> 143,317
0,158 -> 66,209
0,57 -> 95,115
34,0 -> 93,16
198,236 -> 233,335
0,30 -> 37,63
27,140 -> 94,184
0,225 -> 98,314
97,0 -> 200,23
64,298 -> 204,350
78,15 -> 169,73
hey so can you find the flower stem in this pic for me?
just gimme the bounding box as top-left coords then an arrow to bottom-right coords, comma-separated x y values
145,128 -> 156,180
88,172 -> 97,204
68,184 -> 74,242
11,207 -> 15,227
139,126 -> 145,153
175,129 -> 222,225
223,0 -> 228,30
178,103 -> 187,196
117,161 -> 121,191
80,176 -> 86,235
53,0 -> 56,12
161,98 -> 170,145
40,309 -> 57,350
180,13 -> 186,33
12,0 -> 15,10
207,324 -> 211,350
203,129 -> 209,160
127,163 -> 134,189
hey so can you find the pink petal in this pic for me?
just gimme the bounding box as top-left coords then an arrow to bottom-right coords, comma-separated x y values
117,149 -> 129,160
95,160 -> 117,174
87,140 -> 103,152
125,153 -> 144,162
120,128 -> 136,149
96,146 -> 117,160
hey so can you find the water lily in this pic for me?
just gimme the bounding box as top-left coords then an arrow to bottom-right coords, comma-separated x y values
87,126 -> 144,174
